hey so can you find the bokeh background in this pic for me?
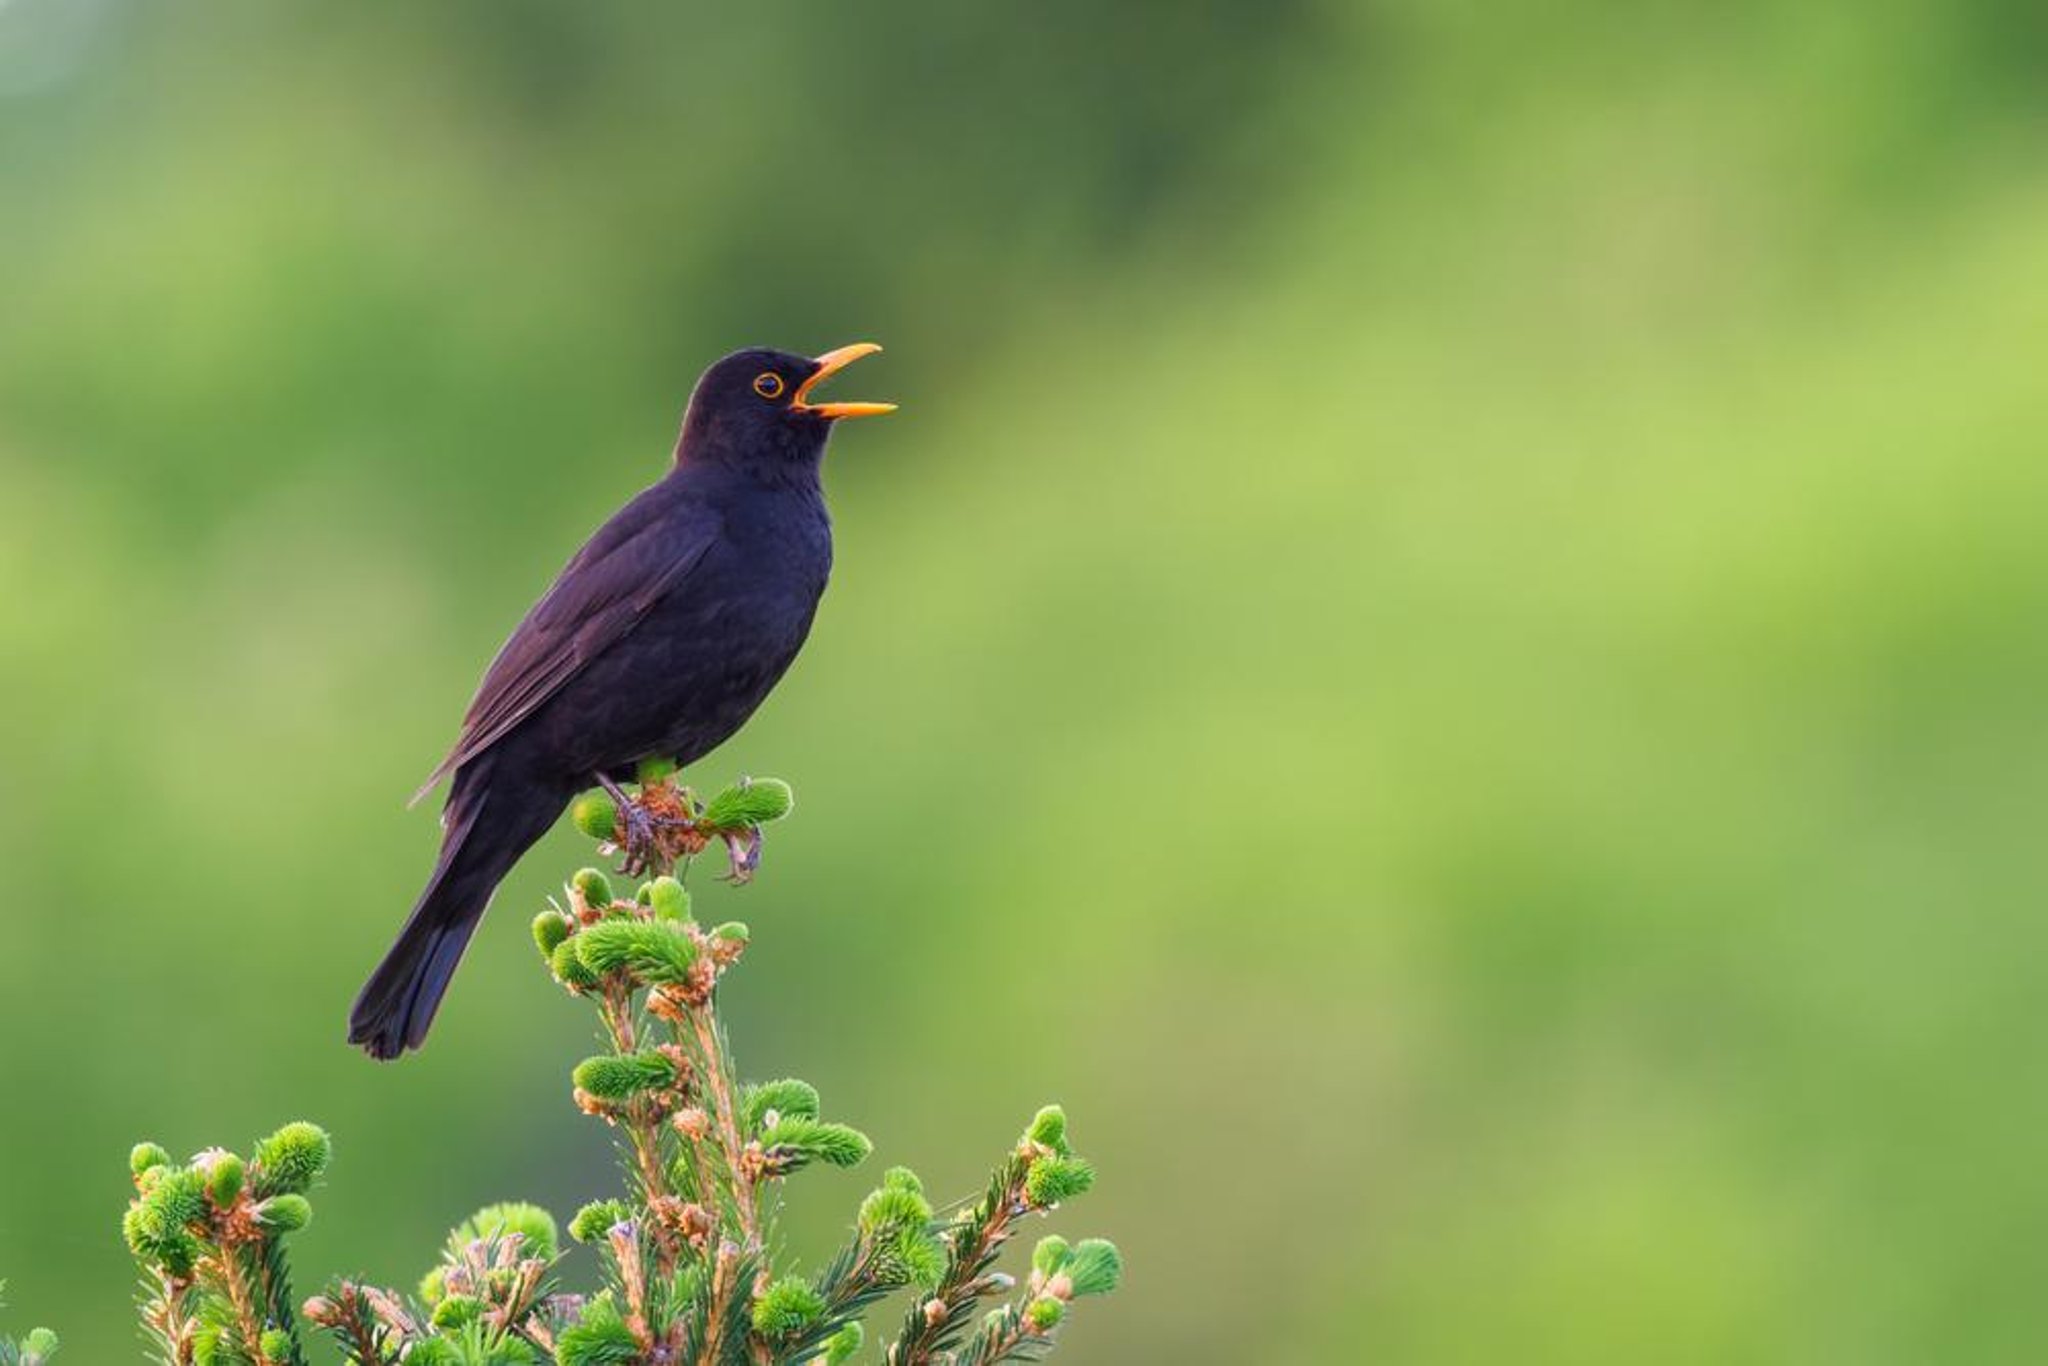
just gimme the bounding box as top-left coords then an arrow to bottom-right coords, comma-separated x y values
3,2 -> 2046,1360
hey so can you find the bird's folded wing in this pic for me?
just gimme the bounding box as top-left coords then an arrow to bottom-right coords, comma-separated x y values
410,494 -> 718,805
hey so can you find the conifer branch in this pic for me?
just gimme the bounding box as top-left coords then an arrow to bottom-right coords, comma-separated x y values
96,773 -> 1118,1364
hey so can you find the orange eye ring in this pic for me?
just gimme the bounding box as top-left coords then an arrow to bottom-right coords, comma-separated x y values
753,372 -> 785,399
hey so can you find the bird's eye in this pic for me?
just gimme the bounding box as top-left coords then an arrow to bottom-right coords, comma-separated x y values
753,372 -> 785,399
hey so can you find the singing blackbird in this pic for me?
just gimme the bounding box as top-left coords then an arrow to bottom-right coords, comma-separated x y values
348,343 -> 894,1059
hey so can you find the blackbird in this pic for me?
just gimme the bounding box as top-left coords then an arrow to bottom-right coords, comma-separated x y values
348,343 -> 894,1059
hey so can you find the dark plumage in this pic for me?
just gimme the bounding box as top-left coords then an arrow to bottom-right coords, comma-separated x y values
349,344 -> 893,1059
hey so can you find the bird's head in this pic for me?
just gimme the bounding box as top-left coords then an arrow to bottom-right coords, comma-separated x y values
677,343 -> 895,474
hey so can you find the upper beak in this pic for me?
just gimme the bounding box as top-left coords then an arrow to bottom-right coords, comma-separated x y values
795,342 -> 896,419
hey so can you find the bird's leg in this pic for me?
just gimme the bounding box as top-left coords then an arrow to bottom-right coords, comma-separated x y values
719,826 -> 763,885
594,772 -> 659,876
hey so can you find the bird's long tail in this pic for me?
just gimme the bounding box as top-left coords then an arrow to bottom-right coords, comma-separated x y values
348,758 -> 570,1059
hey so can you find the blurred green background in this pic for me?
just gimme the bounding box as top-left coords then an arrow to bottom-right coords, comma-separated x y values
3,1 -> 2045,1360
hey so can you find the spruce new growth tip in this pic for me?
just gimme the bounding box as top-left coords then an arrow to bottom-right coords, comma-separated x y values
0,1284 -> 58,1366
116,775 -> 1119,1363
880,1106 -> 1121,1365
120,1123 -> 331,1365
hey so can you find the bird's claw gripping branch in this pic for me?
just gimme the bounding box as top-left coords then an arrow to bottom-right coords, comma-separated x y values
571,766 -> 794,883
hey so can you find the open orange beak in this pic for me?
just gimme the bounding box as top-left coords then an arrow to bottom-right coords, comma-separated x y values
795,342 -> 896,420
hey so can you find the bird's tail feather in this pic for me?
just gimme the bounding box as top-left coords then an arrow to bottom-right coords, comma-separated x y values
349,760 -> 568,1059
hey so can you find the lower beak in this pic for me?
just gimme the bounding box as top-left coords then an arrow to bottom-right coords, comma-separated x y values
795,342 -> 897,419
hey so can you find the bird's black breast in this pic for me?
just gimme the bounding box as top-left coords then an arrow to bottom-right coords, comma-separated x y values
506,465 -> 832,781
